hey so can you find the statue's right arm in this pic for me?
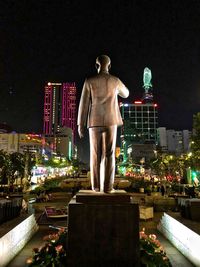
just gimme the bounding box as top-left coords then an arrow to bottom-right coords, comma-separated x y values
117,79 -> 129,98
77,79 -> 90,138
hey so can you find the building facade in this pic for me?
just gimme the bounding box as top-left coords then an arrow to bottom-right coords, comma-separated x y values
0,133 -> 45,154
120,101 -> 158,142
120,101 -> 158,161
127,143 -> 157,163
45,127 -> 73,159
0,131 -> 73,159
43,82 -> 77,143
157,127 -> 191,155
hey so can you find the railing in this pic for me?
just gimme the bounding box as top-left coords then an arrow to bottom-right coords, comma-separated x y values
0,197 -> 22,224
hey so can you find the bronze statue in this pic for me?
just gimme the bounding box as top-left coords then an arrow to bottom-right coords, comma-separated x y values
77,55 -> 129,193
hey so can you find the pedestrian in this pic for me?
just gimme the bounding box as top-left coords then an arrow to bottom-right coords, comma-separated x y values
161,184 -> 165,196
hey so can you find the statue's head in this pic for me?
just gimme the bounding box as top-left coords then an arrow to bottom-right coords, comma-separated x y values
95,55 -> 111,73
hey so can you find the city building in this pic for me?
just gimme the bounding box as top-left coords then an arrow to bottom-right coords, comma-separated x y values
45,127 -> 73,159
43,82 -> 77,143
127,143 -> 157,163
120,101 -> 158,159
120,67 -> 158,161
0,133 -> 45,154
157,127 -> 191,155
157,127 -> 167,151
183,129 -> 191,152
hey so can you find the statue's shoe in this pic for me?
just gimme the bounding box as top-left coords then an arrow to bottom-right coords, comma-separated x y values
104,189 -> 116,194
92,188 -> 100,192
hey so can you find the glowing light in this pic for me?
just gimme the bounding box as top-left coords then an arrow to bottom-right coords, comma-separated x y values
124,103 -> 129,107
154,103 -> 157,107
134,101 -> 142,104
48,82 -> 51,86
143,67 -> 152,92
127,147 -> 132,154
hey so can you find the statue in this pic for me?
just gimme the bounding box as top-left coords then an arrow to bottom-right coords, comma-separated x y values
143,67 -> 152,93
77,55 -> 129,193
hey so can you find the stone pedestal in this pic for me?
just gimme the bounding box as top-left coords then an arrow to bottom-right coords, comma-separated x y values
67,190 -> 140,267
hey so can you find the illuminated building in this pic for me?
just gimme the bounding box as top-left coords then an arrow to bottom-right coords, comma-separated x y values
120,67 -> 158,161
120,101 -> 158,161
120,101 -> 158,147
0,133 -> 45,154
43,82 -> 77,142
45,127 -> 73,159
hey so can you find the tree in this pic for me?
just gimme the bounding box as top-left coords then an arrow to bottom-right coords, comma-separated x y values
0,150 -> 10,184
190,113 -> 200,170
9,152 -> 25,184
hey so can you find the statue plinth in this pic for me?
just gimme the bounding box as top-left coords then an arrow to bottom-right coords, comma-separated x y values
67,190 -> 140,267
76,189 -> 131,203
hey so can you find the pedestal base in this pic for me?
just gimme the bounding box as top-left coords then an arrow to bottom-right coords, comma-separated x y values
67,190 -> 140,267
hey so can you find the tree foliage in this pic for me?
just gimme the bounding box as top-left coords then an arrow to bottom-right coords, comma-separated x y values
190,112 -> 200,169
0,150 -> 25,184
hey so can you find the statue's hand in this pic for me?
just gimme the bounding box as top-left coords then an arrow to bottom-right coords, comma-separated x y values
78,125 -> 84,138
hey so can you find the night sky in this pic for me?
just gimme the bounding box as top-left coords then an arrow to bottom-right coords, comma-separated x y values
1,0 -> 200,161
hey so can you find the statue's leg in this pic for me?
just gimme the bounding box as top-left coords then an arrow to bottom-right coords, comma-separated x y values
103,125 -> 117,192
89,127 -> 102,191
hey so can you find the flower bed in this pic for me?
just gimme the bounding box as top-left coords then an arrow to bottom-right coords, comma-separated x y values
140,228 -> 172,267
26,228 -> 67,267
27,228 -> 172,267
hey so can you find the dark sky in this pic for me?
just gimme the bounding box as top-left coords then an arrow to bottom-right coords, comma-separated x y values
1,1 -> 200,135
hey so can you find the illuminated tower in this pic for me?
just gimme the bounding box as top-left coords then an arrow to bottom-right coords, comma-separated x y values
62,82 -> 77,141
142,67 -> 153,103
120,67 -> 158,160
43,82 -> 77,141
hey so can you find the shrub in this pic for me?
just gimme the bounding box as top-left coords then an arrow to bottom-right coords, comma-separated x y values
140,228 -> 172,267
27,228 -> 67,267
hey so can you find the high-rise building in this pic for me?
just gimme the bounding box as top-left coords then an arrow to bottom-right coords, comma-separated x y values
43,82 -> 77,142
120,67 -> 158,161
120,101 -> 158,158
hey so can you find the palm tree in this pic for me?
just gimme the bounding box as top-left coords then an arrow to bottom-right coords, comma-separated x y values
9,152 -> 25,184
190,113 -> 200,170
0,150 -> 11,184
